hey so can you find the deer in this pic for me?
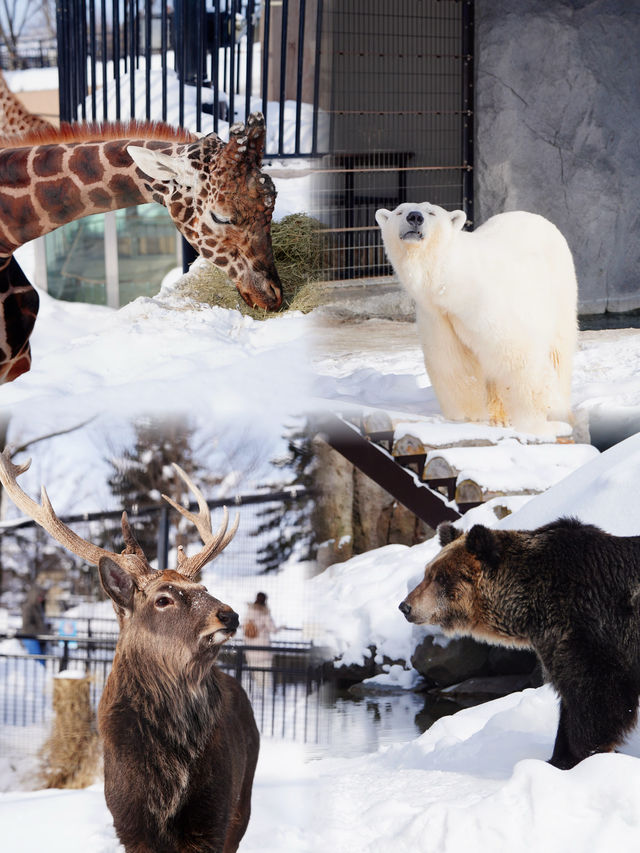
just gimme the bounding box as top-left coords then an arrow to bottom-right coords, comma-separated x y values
0,448 -> 259,853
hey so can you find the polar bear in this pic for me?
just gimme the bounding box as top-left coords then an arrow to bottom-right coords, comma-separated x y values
375,202 -> 578,437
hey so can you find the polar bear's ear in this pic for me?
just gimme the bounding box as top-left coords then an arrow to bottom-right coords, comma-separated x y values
375,209 -> 391,227
450,210 -> 467,231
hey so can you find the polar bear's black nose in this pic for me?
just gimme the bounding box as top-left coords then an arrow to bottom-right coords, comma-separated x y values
406,211 -> 424,228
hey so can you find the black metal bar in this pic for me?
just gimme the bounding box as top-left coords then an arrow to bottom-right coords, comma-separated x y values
212,0 -> 220,133
113,0 -> 121,118
156,504 -> 169,571
0,486 -> 311,534
101,0 -> 108,119
195,0 -> 204,133
88,0 -> 97,119
55,0 -> 69,121
461,0 -> 475,227
123,0 -> 128,73
316,413 -> 461,527
278,0 -> 288,155
228,0 -> 236,124
129,0 -> 136,117
261,0 -> 270,131
161,0 -> 168,120
294,0 -> 306,154
244,0 -> 255,122
179,0 -> 186,126
145,0 -> 151,118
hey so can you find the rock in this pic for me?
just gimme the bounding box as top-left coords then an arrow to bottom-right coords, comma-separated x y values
476,1 -> 640,314
411,635 -> 491,687
437,673 -> 536,701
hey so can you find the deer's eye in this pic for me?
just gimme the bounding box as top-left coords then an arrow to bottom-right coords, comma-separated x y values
155,595 -> 174,609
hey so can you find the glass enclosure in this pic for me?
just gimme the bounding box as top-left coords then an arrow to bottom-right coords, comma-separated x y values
44,205 -> 180,307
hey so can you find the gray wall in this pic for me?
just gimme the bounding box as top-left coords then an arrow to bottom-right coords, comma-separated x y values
475,0 -> 640,314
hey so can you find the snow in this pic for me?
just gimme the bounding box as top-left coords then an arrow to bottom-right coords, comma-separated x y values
3,64 -> 640,853
427,440 -> 599,493
495,432 -> 640,535
308,685 -> 640,853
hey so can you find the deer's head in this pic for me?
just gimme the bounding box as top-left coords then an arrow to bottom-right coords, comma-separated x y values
0,452 -> 240,667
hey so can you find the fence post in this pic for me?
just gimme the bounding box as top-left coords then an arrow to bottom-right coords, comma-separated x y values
234,645 -> 244,681
157,504 -> 170,571
60,639 -> 70,672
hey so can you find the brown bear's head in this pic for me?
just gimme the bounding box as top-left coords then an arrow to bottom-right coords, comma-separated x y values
398,522 -> 503,636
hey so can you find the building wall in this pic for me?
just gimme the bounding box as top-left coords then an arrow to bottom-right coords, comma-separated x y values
475,0 -> 640,314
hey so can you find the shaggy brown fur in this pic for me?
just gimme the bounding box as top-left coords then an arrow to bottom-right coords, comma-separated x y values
400,518 -> 640,769
98,560 -> 259,853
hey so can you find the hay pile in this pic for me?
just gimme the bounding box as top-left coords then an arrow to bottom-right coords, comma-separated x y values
176,213 -> 330,318
39,672 -> 100,789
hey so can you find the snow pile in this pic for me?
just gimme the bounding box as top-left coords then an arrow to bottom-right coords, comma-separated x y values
426,440 -> 598,493
308,538 -> 442,667
309,685 -> 640,853
498,431 -> 640,535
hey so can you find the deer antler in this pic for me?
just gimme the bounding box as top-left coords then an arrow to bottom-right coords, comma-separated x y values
162,464 -> 239,581
0,448 -> 153,581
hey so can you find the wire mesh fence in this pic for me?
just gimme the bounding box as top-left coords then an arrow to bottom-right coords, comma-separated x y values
311,0 -> 474,281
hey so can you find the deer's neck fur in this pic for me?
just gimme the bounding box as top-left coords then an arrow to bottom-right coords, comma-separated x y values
99,643 -> 223,829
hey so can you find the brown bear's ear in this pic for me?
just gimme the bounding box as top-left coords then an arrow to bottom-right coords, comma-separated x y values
437,523 -> 462,547
465,525 -> 501,571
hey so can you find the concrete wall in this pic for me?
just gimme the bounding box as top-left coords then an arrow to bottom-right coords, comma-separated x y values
475,0 -> 640,314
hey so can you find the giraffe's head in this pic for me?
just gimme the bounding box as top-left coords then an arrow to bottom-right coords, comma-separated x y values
128,114 -> 283,310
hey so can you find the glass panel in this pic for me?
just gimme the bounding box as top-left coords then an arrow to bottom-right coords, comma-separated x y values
44,205 -> 179,307
115,205 -> 179,305
44,213 -> 108,305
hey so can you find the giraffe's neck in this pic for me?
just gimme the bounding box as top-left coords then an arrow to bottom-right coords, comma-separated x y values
0,138 -> 182,258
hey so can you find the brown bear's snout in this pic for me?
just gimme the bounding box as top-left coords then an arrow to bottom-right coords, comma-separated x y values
399,600 -> 413,621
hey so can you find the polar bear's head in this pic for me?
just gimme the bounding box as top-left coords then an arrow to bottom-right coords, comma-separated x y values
375,202 -> 468,295
375,202 -> 467,248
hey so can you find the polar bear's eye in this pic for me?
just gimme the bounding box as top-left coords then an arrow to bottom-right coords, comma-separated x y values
428,211 -> 436,216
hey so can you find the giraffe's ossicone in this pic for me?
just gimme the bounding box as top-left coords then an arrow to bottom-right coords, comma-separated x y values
0,112 -> 283,385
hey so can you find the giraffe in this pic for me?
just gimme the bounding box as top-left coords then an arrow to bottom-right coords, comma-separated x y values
0,69 -> 54,138
0,113 -> 282,384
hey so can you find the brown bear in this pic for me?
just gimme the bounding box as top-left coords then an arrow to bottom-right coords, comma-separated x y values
399,518 -> 640,770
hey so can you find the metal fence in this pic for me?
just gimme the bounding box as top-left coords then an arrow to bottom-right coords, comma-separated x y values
0,39 -> 58,71
56,0 -> 327,157
0,484 -> 312,606
0,634 -> 327,762
312,0 -> 474,280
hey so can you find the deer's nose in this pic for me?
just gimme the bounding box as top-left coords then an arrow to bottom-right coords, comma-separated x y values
406,210 -> 424,228
218,609 -> 239,631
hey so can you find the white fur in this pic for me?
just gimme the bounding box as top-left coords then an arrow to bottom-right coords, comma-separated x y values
375,202 -> 578,437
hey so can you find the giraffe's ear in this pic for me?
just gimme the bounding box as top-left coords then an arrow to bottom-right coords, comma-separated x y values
127,146 -> 197,188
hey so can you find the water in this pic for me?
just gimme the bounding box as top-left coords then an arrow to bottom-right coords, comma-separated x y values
316,689 -> 477,759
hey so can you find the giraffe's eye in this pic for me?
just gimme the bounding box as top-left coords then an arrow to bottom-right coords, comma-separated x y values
210,211 -> 233,226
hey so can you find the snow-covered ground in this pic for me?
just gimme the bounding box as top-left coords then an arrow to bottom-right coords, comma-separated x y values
4,60 -> 640,853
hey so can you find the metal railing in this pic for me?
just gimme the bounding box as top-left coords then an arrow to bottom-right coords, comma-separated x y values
0,633 -> 327,750
56,0 -> 326,158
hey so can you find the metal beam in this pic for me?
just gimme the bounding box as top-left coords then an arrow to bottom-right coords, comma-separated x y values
315,413 -> 461,528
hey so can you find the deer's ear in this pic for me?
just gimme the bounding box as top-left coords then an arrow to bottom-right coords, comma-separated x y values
127,146 -> 197,188
99,556 -> 136,615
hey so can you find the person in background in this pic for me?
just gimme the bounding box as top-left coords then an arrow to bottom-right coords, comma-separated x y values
243,592 -> 277,677
21,584 -> 47,657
